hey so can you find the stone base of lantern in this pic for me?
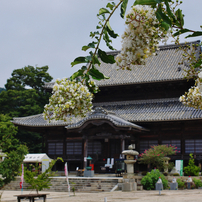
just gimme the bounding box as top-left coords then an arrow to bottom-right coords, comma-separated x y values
122,179 -> 137,192
123,173 -> 136,179
84,170 -> 94,177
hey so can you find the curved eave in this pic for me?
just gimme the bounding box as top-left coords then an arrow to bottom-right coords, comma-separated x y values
65,114 -> 148,132
12,114 -> 71,127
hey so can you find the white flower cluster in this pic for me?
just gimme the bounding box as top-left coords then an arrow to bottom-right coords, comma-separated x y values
114,5 -> 167,70
43,78 -> 95,122
179,71 -> 202,109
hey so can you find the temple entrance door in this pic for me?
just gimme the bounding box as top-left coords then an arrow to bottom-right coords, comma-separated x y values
110,139 -> 121,159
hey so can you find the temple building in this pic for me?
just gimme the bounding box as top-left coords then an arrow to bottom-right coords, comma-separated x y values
12,41 -> 202,172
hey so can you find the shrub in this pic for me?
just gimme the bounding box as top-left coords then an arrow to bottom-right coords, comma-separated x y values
193,178 -> 202,188
138,145 -> 177,170
184,153 -> 200,176
141,169 -> 168,190
173,173 -> 180,176
24,157 -> 63,194
176,178 -> 185,189
141,171 -> 148,176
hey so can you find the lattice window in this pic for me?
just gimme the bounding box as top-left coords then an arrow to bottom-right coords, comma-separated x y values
162,140 -> 181,153
139,140 -> 158,154
185,139 -> 202,154
48,142 -> 63,155
88,141 -> 102,155
66,142 -> 82,155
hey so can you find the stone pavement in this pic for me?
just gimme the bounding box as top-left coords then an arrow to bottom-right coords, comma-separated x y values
1,189 -> 202,202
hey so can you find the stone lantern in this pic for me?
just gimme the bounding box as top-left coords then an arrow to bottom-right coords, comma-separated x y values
121,145 -> 139,192
162,157 -> 170,173
122,145 -> 139,174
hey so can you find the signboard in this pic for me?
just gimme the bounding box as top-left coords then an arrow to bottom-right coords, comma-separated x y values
42,159 -> 49,173
175,160 -> 183,176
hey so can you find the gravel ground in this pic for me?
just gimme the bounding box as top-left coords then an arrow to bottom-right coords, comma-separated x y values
1,189 -> 202,202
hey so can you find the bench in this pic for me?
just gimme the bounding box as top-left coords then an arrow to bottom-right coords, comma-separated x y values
15,193 -> 49,202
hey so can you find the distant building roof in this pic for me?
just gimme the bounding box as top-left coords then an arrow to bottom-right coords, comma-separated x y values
65,107 -> 147,131
12,97 -> 202,127
94,97 -> 202,122
23,153 -> 52,163
44,41 -> 201,89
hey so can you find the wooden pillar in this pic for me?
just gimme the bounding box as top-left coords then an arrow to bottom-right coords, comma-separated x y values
83,138 -> 88,168
121,138 -> 125,158
63,128 -> 66,159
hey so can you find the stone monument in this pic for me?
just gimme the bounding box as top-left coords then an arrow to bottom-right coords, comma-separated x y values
156,177 -> 163,195
170,177 -> 178,190
122,145 -> 139,191
186,176 -> 193,189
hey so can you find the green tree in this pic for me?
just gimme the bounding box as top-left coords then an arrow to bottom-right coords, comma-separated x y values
141,169 -> 168,190
0,88 -> 5,93
24,158 -> 63,194
184,153 -> 200,176
138,145 -> 176,170
0,65 -> 53,152
0,114 -> 28,188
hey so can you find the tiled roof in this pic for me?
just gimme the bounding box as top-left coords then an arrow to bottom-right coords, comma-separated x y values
43,41 -> 200,89
12,107 -> 146,131
95,41 -> 200,87
65,107 -> 146,131
12,114 -> 72,127
94,98 -> 202,122
12,98 -> 202,127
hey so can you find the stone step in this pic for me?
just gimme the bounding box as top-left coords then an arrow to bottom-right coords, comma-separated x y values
2,177 -> 120,193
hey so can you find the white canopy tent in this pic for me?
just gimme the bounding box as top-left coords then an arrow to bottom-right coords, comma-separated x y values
23,153 -> 52,173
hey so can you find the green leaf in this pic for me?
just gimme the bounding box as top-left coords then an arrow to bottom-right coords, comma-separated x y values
89,68 -> 109,80
134,0 -> 157,6
98,49 -> 115,64
120,0 -> 128,18
161,21 -> 170,31
186,31 -> 202,38
90,31 -> 100,38
175,9 -> 184,27
173,28 -> 191,37
82,46 -> 90,51
194,59 -> 202,68
106,2 -> 115,10
154,0 -> 165,3
82,42 -> 96,51
96,25 -> 102,29
106,22 -> 119,38
71,56 -> 89,67
156,6 -> 172,27
70,69 -> 85,80
103,29 -> 115,50
164,0 -> 175,19
92,55 -> 101,66
98,8 -> 110,16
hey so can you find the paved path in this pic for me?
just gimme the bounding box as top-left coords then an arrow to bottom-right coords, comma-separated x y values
1,189 -> 202,202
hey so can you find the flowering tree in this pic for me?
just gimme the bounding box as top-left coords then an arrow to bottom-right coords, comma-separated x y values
138,145 -> 177,170
44,0 -> 202,121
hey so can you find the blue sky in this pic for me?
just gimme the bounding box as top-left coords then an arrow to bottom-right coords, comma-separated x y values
0,0 -> 201,88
